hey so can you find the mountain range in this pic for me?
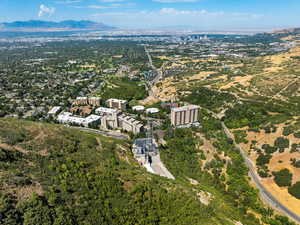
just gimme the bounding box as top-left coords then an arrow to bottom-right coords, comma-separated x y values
0,20 -> 116,31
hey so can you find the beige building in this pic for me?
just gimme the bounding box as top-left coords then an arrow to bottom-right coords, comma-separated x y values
88,97 -> 101,107
118,114 -> 143,134
95,107 -> 119,130
74,97 -> 88,105
170,105 -> 200,126
74,97 -> 101,107
106,98 -> 127,110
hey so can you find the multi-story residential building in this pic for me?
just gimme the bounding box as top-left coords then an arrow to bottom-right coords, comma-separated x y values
74,97 -> 88,105
118,114 -> 143,134
74,97 -> 101,107
95,107 -> 119,129
95,107 -> 119,116
57,112 -> 101,128
83,115 -> 102,128
106,98 -> 127,110
170,105 -> 200,127
88,97 -> 101,107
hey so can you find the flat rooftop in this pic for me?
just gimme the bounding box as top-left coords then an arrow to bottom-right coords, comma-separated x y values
106,98 -> 127,103
95,107 -> 118,114
171,105 -> 200,112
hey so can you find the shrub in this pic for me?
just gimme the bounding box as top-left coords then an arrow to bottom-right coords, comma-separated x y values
248,127 -> 260,133
274,137 -> 289,150
288,182 -> 300,199
233,130 -> 248,144
294,132 -> 300,138
258,169 -> 269,178
291,144 -> 299,153
282,126 -> 294,136
291,158 -> 300,168
256,154 -> 272,166
272,169 -> 293,187
264,126 -> 277,134
262,144 -> 277,154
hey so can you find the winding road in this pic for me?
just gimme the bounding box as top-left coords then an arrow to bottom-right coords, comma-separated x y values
204,107 -> 300,224
221,122 -> 300,224
144,46 -> 300,223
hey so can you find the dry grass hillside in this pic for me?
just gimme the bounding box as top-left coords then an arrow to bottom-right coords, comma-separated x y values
149,40 -> 300,219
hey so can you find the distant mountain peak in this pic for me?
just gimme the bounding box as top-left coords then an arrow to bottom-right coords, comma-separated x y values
0,20 -> 116,31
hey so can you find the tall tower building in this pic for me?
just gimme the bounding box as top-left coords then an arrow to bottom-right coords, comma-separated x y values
170,105 -> 200,126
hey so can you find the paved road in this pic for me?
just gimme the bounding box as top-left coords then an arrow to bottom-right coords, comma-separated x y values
145,46 -> 155,70
144,46 -> 163,96
218,118 -> 300,224
150,153 -> 175,180
70,126 -> 129,140
197,107 -> 300,223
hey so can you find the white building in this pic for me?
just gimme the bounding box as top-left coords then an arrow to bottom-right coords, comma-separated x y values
146,108 -> 160,114
57,112 -> 101,128
48,106 -> 62,116
83,115 -> 102,127
95,107 -> 119,116
132,105 -> 145,112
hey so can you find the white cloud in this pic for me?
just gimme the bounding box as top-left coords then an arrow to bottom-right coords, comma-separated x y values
38,4 -> 56,17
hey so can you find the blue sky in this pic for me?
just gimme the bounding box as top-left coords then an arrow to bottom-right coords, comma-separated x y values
0,0 -> 300,30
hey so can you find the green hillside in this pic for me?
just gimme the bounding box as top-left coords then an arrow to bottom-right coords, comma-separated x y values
0,118 -> 296,225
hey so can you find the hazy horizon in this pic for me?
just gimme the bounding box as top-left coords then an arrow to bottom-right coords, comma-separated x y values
0,0 -> 300,31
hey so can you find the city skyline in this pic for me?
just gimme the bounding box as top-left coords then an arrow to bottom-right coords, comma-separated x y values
0,0 -> 300,30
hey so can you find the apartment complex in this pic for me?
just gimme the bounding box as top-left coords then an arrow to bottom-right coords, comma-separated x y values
170,105 -> 200,126
57,112 -> 101,128
95,107 -> 119,116
96,107 -> 119,130
74,97 -> 101,107
74,97 -> 88,105
106,98 -> 127,110
95,107 -> 143,134
118,114 -> 143,135
88,97 -> 101,107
